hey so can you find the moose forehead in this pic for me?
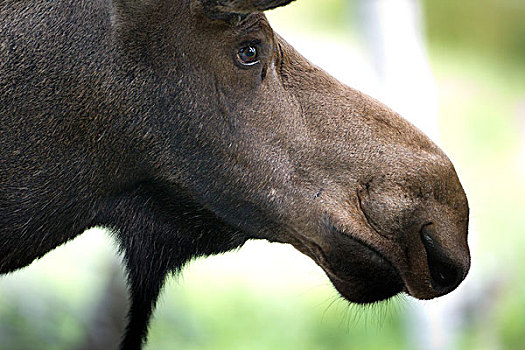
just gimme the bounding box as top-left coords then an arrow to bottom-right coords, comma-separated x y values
114,3 -> 277,60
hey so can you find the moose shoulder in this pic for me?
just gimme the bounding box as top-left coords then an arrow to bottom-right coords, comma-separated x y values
0,0 -> 470,348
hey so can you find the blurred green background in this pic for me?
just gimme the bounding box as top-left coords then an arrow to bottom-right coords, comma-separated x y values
1,0 -> 525,349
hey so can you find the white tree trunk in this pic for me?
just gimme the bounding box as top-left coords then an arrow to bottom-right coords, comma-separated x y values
356,0 -> 440,142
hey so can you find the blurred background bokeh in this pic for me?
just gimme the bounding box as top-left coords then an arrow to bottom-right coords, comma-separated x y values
1,0 -> 524,349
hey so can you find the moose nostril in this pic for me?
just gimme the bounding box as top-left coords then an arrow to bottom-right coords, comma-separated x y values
420,225 -> 463,292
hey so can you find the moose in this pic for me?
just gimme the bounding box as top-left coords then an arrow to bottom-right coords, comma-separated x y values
0,0 -> 470,348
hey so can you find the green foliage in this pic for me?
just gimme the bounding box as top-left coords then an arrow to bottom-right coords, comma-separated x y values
271,0 -> 525,62
146,280 -> 409,350
422,0 -> 525,61
0,283 -> 88,350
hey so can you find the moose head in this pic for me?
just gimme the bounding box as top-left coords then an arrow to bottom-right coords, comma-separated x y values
0,0 -> 470,348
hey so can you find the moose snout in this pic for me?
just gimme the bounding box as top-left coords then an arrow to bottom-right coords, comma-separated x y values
354,171 -> 470,300
420,223 -> 470,296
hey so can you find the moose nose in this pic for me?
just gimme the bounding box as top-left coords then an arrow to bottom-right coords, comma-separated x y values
420,224 -> 467,294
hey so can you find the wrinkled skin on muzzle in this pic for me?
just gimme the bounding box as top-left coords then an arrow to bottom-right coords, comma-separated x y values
0,0 -> 470,348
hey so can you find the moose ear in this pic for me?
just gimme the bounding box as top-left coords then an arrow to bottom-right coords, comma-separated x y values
200,0 -> 296,18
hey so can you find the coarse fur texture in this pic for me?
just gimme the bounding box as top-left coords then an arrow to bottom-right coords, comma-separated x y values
0,0 -> 470,348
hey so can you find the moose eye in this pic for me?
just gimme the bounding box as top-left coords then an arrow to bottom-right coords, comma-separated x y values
237,45 -> 259,66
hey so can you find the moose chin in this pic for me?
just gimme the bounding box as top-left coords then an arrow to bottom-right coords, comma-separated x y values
0,0 -> 470,348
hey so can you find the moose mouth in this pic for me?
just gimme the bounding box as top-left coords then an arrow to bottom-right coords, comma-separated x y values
294,226 -> 405,304
324,232 -> 405,303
